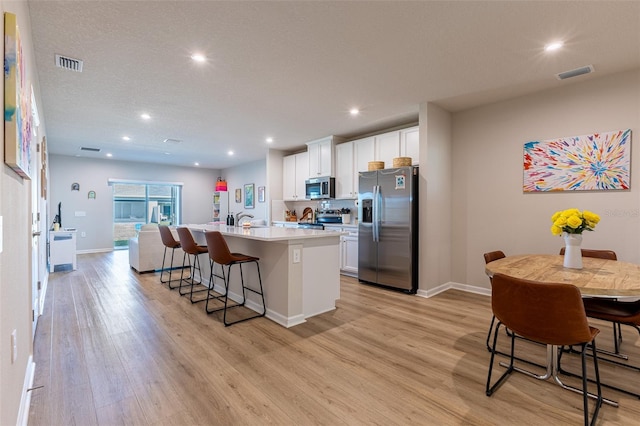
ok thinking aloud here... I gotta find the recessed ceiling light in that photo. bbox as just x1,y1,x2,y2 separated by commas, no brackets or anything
349,108,360,116
140,113,151,120
122,136,130,141
544,41,563,52
191,53,206,63
266,137,274,143
228,151,234,156
194,162,199,166
106,153,113,157
164,152,171,155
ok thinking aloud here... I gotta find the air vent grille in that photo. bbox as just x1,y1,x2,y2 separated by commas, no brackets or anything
80,147,101,152
163,138,182,144
55,54,83,72
556,65,594,80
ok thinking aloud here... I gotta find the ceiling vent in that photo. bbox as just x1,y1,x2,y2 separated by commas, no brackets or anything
55,54,83,72
80,147,101,152
163,138,182,144
556,65,594,80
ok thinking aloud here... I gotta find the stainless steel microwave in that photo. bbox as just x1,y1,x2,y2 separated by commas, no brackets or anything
305,176,335,199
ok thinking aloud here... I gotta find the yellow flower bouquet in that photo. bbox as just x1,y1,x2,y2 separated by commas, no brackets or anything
550,208,600,235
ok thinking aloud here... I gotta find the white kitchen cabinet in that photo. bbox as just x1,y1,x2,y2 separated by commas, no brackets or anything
283,152,309,201
354,136,374,174
341,233,358,276
326,225,358,276
335,142,356,198
306,136,344,178
400,126,419,164
375,130,401,169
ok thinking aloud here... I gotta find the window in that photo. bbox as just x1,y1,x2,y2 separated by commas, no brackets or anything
110,181,182,248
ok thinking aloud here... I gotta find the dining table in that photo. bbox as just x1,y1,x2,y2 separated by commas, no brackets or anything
485,253,640,407
485,254,640,298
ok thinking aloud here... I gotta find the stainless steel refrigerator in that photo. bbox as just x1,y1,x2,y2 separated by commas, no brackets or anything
358,166,418,293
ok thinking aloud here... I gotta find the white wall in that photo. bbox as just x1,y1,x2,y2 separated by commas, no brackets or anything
49,155,219,251
0,1,45,424
222,159,268,223
452,69,640,289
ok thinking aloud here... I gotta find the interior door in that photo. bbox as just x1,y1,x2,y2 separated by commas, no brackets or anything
31,135,43,339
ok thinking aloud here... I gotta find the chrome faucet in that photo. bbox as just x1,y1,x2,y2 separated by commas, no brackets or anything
235,212,254,226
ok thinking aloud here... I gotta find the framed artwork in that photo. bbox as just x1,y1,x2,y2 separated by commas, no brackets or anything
235,188,242,203
244,183,255,209
4,12,33,179
257,186,265,203
523,129,631,192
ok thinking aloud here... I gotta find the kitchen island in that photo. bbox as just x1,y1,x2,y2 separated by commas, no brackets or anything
187,224,341,327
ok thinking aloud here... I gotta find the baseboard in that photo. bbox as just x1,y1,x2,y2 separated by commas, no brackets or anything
76,248,113,254
266,310,306,328
17,356,35,426
416,281,490,298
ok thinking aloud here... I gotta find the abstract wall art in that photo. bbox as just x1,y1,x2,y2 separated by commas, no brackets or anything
4,12,33,179
523,129,631,192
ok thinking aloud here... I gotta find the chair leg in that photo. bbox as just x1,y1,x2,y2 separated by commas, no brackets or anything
188,254,209,303
486,315,496,352
581,341,602,426
486,321,515,396
160,246,169,283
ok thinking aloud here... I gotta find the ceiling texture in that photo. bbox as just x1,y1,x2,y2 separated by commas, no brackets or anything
28,1,640,170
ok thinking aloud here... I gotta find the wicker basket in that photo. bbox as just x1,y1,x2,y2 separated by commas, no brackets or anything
368,161,384,171
393,157,412,167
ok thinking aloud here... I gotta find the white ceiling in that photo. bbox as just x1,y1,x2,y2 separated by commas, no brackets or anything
28,1,640,170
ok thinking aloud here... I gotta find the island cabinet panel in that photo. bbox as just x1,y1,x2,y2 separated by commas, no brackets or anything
189,224,341,328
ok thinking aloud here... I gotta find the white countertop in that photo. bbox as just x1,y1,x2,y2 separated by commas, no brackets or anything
187,223,342,242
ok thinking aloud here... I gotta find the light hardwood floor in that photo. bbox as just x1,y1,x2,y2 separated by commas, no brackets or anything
29,251,640,425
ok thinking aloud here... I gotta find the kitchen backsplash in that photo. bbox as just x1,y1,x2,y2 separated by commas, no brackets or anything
272,199,358,224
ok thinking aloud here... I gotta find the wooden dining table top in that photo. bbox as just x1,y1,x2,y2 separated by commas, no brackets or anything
485,254,640,297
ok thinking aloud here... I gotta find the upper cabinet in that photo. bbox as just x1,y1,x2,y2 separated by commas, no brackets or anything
335,141,355,198
283,151,309,201
400,126,419,164
306,136,344,177
373,126,420,168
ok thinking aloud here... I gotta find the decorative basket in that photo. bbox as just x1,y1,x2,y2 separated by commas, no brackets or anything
368,161,384,171
393,157,412,167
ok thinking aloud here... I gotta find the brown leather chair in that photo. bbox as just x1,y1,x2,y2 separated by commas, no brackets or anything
558,247,617,261
483,251,506,351
176,227,209,302
204,231,265,326
558,248,625,355
486,273,602,426
159,225,185,289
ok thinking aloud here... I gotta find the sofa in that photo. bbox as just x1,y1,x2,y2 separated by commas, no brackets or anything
129,224,185,273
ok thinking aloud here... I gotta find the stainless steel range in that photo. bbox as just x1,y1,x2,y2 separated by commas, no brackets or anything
316,209,342,225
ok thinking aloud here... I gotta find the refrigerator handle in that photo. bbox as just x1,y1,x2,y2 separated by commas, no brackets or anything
373,185,380,242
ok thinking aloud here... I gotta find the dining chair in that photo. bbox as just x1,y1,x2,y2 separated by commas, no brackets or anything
486,273,603,426
203,231,266,326
558,248,625,356
175,227,209,303
483,250,506,352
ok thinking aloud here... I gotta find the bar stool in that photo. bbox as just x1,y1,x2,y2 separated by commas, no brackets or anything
159,225,185,289
175,227,209,303
204,231,265,326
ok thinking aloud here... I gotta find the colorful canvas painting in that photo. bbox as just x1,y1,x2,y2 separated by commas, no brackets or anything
523,129,631,192
4,12,32,179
